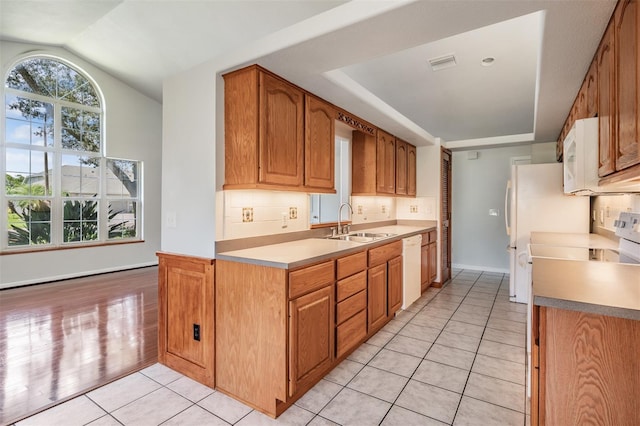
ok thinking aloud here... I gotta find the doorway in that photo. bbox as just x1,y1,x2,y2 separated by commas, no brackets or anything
441,148,452,284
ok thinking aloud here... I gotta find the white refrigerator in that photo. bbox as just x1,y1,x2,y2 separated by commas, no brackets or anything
505,163,589,304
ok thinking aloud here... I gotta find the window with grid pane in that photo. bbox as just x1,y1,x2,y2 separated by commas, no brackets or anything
3,57,141,249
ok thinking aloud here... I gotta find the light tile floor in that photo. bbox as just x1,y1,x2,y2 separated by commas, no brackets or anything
16,269,530,426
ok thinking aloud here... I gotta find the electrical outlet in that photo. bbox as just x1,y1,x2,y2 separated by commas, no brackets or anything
357,205,363,214
289,207,297,219
410,205,418,213
281,213,288,228
242,207,253,223
193,324,200,341
381,205,387,214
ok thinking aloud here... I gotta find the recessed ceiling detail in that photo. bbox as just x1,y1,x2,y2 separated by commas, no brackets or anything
339,10,545,142
428,54,457,71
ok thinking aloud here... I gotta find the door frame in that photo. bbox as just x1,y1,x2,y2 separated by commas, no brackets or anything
440,147,452,284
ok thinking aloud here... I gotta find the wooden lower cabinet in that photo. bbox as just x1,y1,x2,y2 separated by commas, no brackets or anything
531,305,640,425
387,255,402,314
289,285,334,397
421,229,438,292
157,252,215,388
368,240,403,332
367,263,388,331
215,241,407,418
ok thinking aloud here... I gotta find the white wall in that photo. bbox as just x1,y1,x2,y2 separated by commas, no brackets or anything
451,144,537,272
161,62,218,257
0,41,162,288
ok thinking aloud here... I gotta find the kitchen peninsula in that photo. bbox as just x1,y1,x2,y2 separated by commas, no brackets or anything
213,223,436,417
530,257,640,425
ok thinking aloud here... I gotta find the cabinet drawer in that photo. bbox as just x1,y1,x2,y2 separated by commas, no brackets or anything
336,270,367,302
428,230,437,243
420,232,429,246
368,240,402,267
336,250,367,280
336,309,367,358
289,260,335,299
336,290,366,325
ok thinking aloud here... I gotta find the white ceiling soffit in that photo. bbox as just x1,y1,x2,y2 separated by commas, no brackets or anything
0,0,617,149
256,0,615,148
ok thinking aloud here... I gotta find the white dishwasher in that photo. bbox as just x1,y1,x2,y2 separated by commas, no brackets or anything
402,234,422,309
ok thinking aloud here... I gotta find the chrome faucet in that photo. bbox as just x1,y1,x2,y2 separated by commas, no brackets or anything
337,202,353,235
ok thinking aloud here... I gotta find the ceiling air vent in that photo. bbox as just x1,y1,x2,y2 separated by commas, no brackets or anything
428,54,457,71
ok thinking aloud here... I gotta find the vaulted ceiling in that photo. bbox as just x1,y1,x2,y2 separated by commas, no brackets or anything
1,0,617,148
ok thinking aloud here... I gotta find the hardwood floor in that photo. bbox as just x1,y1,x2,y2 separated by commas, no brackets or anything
0,267,158,425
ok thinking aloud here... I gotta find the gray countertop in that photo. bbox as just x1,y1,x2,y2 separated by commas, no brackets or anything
530,232,618,249
215,224,434,269
532,257,640,320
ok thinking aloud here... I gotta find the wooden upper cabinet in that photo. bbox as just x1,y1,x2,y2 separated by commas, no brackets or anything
376,130,396,194
615,0,640,171
586,59,599,118
305,95,335,190
407,144,417,196
351,131,377,195
223,66,304,189
259,72,304,187
224,65,336,192
395,139,408,195
598,23,616,177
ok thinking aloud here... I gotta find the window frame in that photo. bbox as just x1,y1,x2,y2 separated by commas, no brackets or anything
2,55,142,252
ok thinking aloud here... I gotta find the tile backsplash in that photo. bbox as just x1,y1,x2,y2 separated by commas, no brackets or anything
396,196,437,221
220,190,308,240
350,196,397,224
591,194,640,235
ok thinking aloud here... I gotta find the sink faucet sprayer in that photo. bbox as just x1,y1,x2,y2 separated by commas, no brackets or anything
337,202,353,235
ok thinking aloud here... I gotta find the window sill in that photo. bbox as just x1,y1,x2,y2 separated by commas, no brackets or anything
0,239,145,255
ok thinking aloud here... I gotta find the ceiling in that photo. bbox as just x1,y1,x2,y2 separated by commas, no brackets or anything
0,0,617,149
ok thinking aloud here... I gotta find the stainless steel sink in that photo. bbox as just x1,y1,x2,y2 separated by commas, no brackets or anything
328,234,376,242
326,232,396,242
349,232,396,238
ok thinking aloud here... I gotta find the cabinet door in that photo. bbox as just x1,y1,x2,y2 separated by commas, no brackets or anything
158,254,215,387
586,59,598,118
395,139,408,195
428,241,437,284
305,95,335,189
598,24,616,177
387,256,403,315
616,0,640,171
259,72,304,186
289,285,334,396
376,130,396,194
421,243,429,286
367,263,387,331
407,144,417,196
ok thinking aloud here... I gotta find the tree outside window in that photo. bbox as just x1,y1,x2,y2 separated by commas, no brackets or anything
3,57,141,249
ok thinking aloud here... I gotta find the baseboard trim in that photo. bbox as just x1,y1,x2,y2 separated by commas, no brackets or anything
452,264,509,274
0,262,159,290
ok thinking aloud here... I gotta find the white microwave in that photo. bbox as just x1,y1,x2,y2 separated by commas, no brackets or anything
563,118,640,195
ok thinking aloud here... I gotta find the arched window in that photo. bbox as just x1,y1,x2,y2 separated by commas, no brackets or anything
3,56,140,249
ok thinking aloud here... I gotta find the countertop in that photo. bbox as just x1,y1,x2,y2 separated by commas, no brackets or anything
530,232,618,249
532,257,640,320
215,224,434,269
